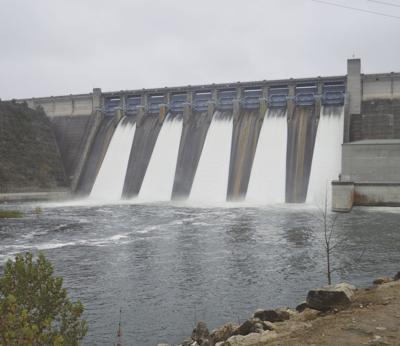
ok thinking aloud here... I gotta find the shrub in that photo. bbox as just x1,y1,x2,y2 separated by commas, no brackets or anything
0,252,87,346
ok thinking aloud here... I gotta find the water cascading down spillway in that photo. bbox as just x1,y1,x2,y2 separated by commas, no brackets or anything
138,115,183,202
89,117,136,201
190,112,233,203
247,108,288,204
306,106,344,205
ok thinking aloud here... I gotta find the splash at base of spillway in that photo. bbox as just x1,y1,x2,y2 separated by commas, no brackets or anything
89,118,136,202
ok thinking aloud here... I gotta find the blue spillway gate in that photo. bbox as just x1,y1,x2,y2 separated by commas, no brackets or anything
193,91,212,112
104,97,120,117
126,96,141,116
148,95,165,114
269,86,288,108
217,89,236,111
170,93,186,113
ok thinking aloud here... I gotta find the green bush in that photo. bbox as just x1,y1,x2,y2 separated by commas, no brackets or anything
0,253,87,346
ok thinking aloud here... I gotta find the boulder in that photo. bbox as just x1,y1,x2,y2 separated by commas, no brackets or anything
295,302,308,313
252,308,291,322
393,272,400,281
224,333,260,346
373,277,392,285
210,322,238,344
306,283,356,311
233,318,273,336
224,331,278,346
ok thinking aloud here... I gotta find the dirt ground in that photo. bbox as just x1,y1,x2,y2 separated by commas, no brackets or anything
267,281,400,346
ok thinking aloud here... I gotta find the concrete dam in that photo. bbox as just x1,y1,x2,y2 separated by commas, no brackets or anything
20,59,400,208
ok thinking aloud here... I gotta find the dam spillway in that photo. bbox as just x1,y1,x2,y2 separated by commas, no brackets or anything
81,104,344,205
20,69,370,206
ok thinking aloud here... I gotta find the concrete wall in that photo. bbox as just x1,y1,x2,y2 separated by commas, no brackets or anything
363,74,400,100
50,114,93,181
341,140,400,183
332,181,400,211
285,105,319,203
350,99,400,141
76,115,121,195
172,107,214,200
122,108,167,198
227,107,264,200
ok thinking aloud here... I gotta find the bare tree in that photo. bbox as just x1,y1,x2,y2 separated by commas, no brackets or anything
319,190,338,285
317,188,365,285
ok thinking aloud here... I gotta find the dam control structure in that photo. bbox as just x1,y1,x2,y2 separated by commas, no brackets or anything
18,59,400,210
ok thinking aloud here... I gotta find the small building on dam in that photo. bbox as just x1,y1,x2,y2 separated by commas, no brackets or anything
11,58,400,210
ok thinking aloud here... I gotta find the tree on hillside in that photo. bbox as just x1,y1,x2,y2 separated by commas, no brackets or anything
0,252,87,346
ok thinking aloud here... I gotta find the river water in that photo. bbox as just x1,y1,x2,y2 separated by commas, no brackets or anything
0,202,399,345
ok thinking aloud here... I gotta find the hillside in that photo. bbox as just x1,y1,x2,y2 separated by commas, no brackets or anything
0,101,67,193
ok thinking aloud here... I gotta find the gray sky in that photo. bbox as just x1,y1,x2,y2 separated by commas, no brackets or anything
1,0,399,99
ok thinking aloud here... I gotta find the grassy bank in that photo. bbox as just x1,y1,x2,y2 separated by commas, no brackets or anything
0,209,23,218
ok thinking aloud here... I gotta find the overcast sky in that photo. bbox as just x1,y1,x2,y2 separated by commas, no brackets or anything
1,0,399,99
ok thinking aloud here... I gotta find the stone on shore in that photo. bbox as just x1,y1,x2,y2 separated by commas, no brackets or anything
223,330,278,346
252,308,291,322
295,301,309,312
210,322,238,344
373,277,392,285
393,271,400,281
233,318,274,336
306,283,356,311
191,321,210,345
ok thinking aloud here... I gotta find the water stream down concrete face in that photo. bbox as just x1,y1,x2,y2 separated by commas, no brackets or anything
17,59,400,207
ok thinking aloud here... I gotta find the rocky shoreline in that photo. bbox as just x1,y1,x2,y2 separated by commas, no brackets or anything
158,272,400,346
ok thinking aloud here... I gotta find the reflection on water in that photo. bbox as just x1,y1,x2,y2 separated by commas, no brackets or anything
0,203,399,346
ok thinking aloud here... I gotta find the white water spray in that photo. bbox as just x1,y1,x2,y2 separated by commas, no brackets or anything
307,107,344,205
247,109,287,204
190,114,233,203
90,118,136,202
138,117,183,202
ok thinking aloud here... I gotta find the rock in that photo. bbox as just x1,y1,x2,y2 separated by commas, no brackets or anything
157,344,170,346
373,277,392,285
192,321,210,343
233,318,273,336
210,322,238,344
180,340,196,346
224,331,278,346
224,333,260,346
393,271,400,281
252,308,291,322
306,283,356,311
296,301,308,312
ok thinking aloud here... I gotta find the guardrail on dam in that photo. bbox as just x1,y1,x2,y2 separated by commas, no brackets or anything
19,59,400,208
